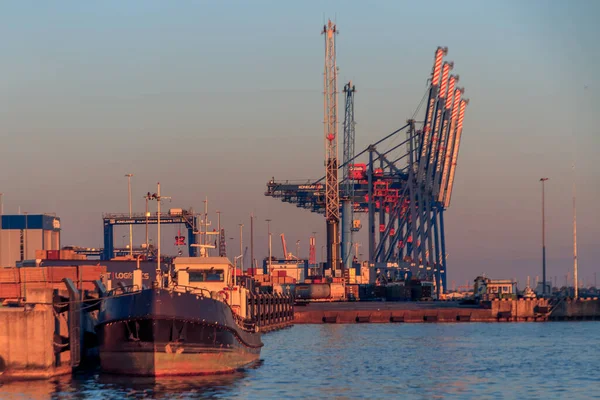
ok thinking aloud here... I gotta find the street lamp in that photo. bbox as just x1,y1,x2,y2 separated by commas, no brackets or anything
266,219,272,274
296,240,300,259
125,173,133,257
146,183,171,288
540,177,549,296
238,224,244,271
216,210,221,256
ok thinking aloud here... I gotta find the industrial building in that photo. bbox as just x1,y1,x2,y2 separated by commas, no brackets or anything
0,214,61,267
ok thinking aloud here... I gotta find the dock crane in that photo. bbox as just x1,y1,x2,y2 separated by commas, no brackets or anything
265,43,470,296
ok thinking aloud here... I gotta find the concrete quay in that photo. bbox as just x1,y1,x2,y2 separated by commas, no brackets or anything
0,289,73,381
294,298,600,324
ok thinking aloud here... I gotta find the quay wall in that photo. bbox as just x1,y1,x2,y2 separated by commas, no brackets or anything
550,298,600,320
294,298,600,324
0,289,71,380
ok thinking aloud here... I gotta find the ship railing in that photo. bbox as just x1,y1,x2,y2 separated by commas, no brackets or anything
247,292,294,331
232,313,258,333
171,285,212,298
108,284,141,296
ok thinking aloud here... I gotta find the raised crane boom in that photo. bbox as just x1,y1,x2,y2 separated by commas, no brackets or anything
322,20,340,272
280,233,289,261
444,98,469,208
417,47,447,184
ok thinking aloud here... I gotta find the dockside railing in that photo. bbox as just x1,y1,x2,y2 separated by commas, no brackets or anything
247,292,294,330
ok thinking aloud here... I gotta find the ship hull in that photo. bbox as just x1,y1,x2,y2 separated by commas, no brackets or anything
96,288,262,376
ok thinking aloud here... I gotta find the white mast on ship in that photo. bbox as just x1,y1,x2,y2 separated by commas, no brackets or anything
191,197,217,257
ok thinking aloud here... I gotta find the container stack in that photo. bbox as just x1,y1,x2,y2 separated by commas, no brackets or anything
36,249,87,261
0,265,106,302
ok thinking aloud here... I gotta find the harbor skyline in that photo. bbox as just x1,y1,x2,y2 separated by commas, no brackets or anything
0,0,598,285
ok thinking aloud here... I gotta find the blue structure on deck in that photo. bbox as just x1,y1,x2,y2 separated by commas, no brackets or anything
102,211,197,261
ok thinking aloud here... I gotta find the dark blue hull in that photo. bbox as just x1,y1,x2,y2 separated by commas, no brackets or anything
96,288,262,376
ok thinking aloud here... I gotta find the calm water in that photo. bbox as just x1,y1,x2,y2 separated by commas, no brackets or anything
1,323,599,399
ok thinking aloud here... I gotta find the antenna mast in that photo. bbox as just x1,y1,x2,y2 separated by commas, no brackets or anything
322,19,340,273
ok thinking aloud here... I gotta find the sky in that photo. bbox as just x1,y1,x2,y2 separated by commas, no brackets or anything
0,1,598,288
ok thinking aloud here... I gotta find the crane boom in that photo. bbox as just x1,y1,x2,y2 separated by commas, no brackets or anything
417,46,447,184
280,233,289,260
444,98,469,208
426,61,453,190
323,20,341,272
433,74,458,197
439,87,463,203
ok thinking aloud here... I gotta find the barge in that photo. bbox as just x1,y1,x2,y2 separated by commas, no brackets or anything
96,257,263,376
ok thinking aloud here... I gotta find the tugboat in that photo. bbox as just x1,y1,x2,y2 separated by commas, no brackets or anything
96,255,263,376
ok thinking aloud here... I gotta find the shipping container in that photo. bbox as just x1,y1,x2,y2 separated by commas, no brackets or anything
35,250,47,260
47,250,60,260
78,265,107,281
330,283,345,300
0,268,20,284
0,283,21,299
277,270,287,277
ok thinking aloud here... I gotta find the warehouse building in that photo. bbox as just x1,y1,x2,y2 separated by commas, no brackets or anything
0,214,61,267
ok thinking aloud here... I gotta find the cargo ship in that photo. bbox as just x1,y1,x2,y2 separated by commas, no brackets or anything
95,256,263,376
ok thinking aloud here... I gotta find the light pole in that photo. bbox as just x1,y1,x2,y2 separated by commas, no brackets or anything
239,224,244,271
147,183,170,288
250,214,254,273
296,240,300,259
125,174,133,257
216,210,221,256
572,165,578,299
266,219,272,275
23,212,28,260
540,177,548,296
144,194,150,255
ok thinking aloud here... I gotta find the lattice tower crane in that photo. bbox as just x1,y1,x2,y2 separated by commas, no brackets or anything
322,20,340,272
341,81,356,269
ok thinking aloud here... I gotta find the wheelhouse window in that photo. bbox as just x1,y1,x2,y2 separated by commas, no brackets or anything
189,269,225,282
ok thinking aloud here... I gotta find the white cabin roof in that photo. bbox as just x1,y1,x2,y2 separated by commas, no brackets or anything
173,256,232,266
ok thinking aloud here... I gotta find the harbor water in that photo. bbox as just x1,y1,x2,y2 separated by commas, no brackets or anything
1,322,599,399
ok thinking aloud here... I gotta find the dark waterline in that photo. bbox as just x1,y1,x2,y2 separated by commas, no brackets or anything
1,322,600,399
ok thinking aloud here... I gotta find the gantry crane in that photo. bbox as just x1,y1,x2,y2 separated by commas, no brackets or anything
265,39,470,295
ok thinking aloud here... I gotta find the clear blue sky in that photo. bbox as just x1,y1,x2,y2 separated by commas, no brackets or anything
0,1,598,287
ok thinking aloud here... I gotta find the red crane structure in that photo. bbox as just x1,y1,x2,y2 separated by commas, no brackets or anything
322,20,341,273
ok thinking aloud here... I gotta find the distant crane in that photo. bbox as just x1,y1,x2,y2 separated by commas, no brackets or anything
341,81,356,270
322,20,340,273
280,233,289,260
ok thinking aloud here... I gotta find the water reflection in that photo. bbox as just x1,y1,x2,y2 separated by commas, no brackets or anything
0,361,263,400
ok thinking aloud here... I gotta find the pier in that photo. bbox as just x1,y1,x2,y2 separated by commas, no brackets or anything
294,298,600,324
